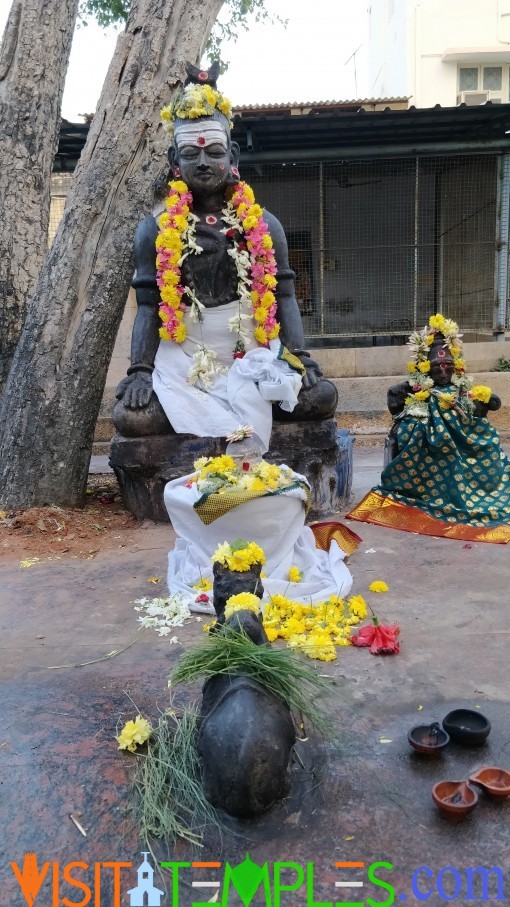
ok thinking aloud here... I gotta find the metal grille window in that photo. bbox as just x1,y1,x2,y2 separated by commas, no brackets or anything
242,154,504,345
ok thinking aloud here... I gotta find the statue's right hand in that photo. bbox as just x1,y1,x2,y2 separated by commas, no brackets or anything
115,372,153,409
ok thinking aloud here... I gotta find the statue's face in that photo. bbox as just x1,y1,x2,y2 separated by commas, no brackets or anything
429,351,454,386
173,120,233,198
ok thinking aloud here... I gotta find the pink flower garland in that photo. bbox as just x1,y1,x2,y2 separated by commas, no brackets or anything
155,180,193,344
155,179,281,354
228,181,280,349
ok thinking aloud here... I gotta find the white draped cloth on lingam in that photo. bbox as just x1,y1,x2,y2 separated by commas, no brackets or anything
164,470,353,615
153,303,352,613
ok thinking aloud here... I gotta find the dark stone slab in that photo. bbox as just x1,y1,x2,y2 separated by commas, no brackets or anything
109,419,352,522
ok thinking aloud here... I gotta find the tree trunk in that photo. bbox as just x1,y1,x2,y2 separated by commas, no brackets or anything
0,0,79,389
0,0,224,509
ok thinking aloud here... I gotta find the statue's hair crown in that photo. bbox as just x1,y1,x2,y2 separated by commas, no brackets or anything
161,61,232,140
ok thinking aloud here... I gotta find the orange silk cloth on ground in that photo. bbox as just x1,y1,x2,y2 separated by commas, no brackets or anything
348,489,510,544
311,521,362,555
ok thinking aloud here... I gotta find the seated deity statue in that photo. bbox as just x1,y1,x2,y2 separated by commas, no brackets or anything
348,314,510,543
112,62,337,451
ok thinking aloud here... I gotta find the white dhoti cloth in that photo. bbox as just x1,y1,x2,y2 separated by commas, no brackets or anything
153,300,301,451
164,470,353,614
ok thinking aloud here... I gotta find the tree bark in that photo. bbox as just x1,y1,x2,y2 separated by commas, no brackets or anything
0,0,224,509
0,0,79,389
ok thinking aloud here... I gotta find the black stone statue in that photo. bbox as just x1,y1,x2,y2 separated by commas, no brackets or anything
112,62,337,438
385,334,501,463
198,609,296,818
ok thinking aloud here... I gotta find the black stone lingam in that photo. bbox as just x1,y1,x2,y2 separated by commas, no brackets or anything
212,560,264,622
197,563,296,818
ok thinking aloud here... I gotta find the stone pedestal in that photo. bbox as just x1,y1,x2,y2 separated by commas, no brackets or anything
109,419,352,523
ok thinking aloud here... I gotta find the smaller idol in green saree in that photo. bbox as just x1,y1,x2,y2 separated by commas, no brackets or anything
348,314,510,543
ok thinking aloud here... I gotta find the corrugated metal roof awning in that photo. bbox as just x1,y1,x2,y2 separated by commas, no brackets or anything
55,103,510,171
232,103,510,161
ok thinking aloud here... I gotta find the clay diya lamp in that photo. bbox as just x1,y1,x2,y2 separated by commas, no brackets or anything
408,721,450,755
442,709,491,746
432,780,479,816
469,767,510,799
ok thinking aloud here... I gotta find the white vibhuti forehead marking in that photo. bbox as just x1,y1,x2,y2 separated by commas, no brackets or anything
174,121,228,150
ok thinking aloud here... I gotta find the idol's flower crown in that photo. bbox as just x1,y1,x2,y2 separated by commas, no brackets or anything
160,62,233,140
402,313,492,418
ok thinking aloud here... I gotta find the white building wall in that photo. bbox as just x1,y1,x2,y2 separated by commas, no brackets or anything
369,0,510,107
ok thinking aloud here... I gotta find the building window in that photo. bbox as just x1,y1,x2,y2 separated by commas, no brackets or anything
458,65,507,103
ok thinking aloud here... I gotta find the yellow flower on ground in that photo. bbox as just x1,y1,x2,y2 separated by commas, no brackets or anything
300,631,337,662
418,360,431,374
225,592,261,619
289,566,302,583
369,580,389,593
117,716,151,752
471,385,492,404
348,595,368,619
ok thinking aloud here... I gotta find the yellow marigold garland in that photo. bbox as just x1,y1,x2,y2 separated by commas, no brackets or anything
225,592,261,619
155,179,281,357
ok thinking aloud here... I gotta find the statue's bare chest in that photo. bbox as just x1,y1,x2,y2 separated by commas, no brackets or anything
180,221,238,308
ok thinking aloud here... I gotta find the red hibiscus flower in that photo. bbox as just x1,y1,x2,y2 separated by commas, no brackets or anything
351,616,400,655
195,593,210,604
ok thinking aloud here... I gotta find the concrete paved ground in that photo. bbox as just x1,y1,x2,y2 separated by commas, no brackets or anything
1,449,510,906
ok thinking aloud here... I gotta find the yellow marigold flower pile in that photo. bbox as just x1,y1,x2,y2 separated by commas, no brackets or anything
225,592,261,619
116,715,152,752
262,593,368,661
212,540,266,572
369,580,389,593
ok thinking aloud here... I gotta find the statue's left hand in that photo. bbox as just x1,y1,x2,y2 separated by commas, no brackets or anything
473,393,502,418
116,372,153,409
293,349,323,389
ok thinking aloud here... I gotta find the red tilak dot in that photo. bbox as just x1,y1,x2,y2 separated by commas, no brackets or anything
198,71,208,81
197,136,206,146
206,215,218,225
